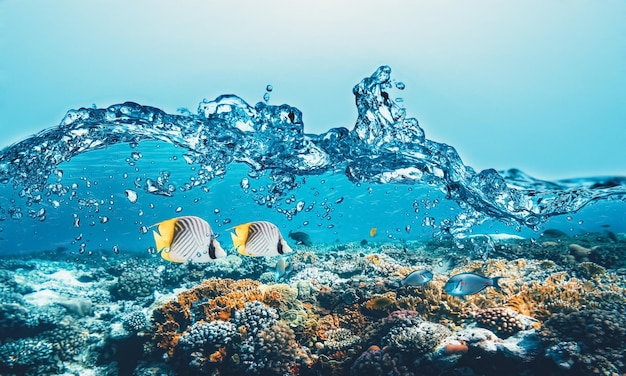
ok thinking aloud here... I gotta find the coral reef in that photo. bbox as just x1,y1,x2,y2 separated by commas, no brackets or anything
539,305,626,374
473,307,531,337
110,267,161,300
0,234,625,375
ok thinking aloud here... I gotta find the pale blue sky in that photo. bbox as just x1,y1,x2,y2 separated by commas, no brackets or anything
1,0,625,179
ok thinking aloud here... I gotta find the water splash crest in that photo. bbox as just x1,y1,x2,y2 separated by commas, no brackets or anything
1,66,625,239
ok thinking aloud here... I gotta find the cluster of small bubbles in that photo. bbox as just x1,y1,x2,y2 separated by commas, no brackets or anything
139,226,148,234
422,216,435,227
28,208,46,221
421,199,439,209
9,206,23,220
263,84,273,103
147,246,156,255
222,218,231,225
131,152,142,161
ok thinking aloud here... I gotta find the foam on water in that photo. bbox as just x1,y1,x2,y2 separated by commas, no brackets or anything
1,66,625,255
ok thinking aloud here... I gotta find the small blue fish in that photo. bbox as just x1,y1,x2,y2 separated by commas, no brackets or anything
401,269,434,286
274,256,293,282
444,272,504,297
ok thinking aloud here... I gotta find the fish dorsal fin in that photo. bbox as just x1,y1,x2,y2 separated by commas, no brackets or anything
231,222,252,256
153,218,178,252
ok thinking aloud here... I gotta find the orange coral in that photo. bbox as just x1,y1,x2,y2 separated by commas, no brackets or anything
364,292,396,314
444,341,468,355
152,278,280,356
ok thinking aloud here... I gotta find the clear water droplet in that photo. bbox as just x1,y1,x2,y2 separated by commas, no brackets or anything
125,189,138,203
266,84,273,92
263,92,270,102
395,81,405,90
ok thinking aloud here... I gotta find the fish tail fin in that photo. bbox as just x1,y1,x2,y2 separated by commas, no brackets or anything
492,276,505,289
153,218,178,252
231,223,251,256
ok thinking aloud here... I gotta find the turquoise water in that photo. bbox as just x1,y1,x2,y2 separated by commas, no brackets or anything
1,66,625,376
1,66,624,257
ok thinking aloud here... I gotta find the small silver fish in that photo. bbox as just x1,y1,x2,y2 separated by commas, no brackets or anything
401,269,433,286
444,272,504,297
274,256,293,282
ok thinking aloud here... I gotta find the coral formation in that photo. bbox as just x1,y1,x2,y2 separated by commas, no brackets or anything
123,310,149,333
474,307,529,337
110,267,161,300
539,305,626,374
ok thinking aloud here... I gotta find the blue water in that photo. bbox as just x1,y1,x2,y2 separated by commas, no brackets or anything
1,66,625,257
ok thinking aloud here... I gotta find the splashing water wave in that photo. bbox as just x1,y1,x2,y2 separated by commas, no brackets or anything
1,66,625,246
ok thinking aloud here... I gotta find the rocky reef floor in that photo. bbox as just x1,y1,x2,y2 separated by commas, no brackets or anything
1,231,625,376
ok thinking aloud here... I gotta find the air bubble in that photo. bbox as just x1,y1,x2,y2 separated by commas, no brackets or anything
263,92,270,102
175,207,183,213
395,81,406,90
125,189,138,203
112,245,120,254
296,201,305,212
99,216,109,224
266,84,273,92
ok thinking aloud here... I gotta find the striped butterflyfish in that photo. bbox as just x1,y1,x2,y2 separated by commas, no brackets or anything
231,221,293,257
151,216,226,263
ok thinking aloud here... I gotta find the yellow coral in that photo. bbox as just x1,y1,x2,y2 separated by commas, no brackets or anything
364,292,396,313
